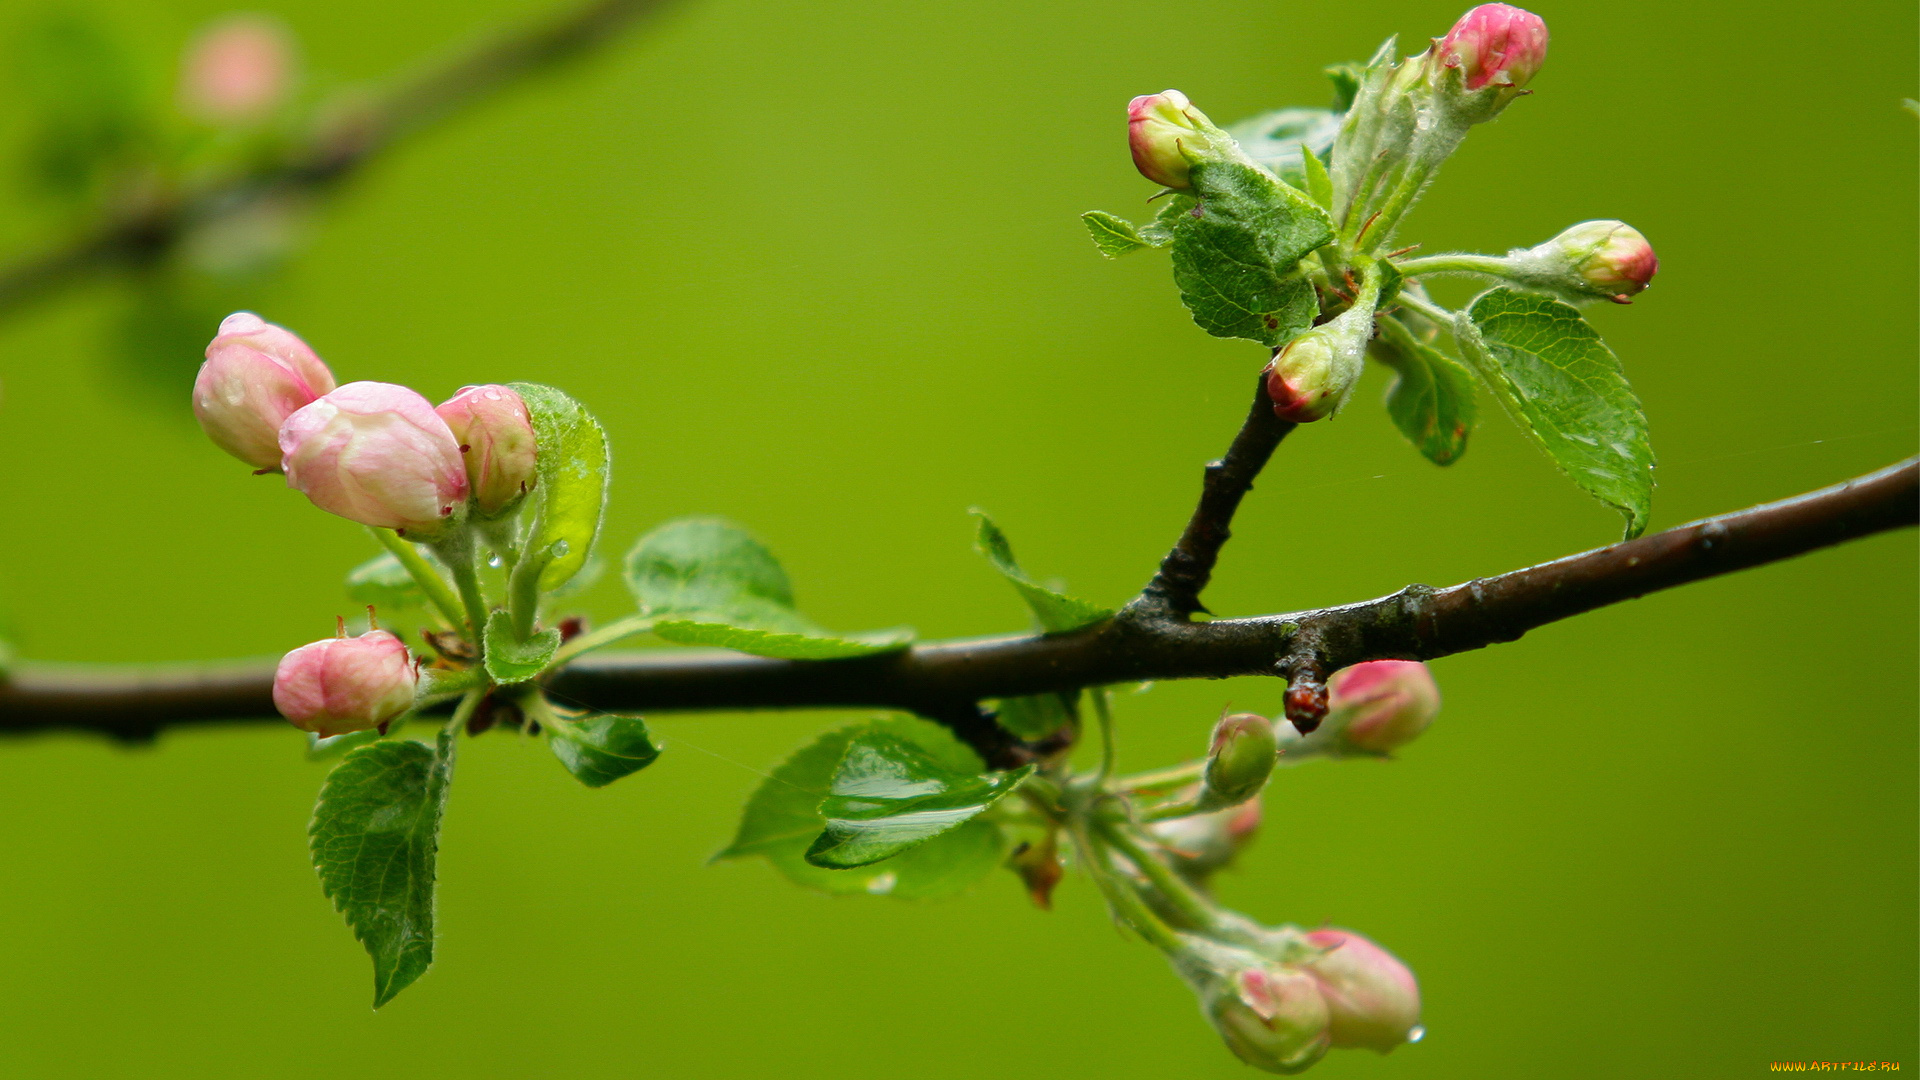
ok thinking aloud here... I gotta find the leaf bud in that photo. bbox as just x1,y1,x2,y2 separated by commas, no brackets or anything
273,628,418,737
1302,928,1423,1053
1513,220,1658,304
436,384,538,516
193,312,336,472
180,15,293,124
1437,4,1549,91
1128,90,1229,190
1327,660,1441,755
279,382,470,537
1201,712,1278,808
1151,796,1261,881
1205,963,1333,1074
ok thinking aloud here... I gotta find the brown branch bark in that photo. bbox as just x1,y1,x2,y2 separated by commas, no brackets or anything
4,456,1911,759
0,0,673,317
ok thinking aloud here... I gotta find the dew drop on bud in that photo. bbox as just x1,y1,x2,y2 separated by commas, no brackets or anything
552,539,570,558
1408,1026,1426,1043
487,554,503,568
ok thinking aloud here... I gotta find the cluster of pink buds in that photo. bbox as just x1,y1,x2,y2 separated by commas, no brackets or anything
193,313,543,735
1187,926,1423,1073
193,313,538,538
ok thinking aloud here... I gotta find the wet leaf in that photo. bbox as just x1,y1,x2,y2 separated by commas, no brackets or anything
805,732,1033,869
971,511,1110,633
548,712,660,787
509,383,609,593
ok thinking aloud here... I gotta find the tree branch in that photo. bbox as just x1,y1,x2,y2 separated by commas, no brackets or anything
4,457,1911,761
1132,372,1294,619
0,0,673,318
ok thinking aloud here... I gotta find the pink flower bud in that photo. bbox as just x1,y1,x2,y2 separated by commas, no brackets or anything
1327,660,1441,754
180,15,293,124
279,382,469,536
1202,712,1278,807
436,384,538,516
1207,965,1332,1073
1128,90,1219,190
1565,220,1658,302
1438,4,1549,91
1266,331,1344,423
192,312,336,471
272,629,418,737
1303,928,1423,1053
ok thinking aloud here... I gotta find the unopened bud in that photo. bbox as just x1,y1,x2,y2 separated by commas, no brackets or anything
1519,220,1658,304
1266,289,1375,423
279,382,470,537
1206,964,1332,1074
1202,712,1277,808
181,15,293,124
193,312,336,471
1302,928,1422,1053
1151,797,1262,880
436,384,537,516
1327,660,1440,755
1438,4,1548,91
1128,90,1229,190
273,628,418,737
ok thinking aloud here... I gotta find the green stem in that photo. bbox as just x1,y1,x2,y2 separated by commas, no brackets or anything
444,686,485,736
1139,796,1212,822
1067,820,1187,955
430,530,493,654
548,613,657,669
1393,291,1455,328
1394,252,1511,279
1114,760,1204,797
1096,818,1222,934
369,528,466,631
1091,687,1116,788
506,551,547,640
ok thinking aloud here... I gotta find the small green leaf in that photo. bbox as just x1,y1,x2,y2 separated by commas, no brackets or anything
1138,195,1196,246
310,730,455,1008
627,518,913,658
993,692,1076,740
1169,160,1334,346
651,621,912,659
624,518,811,632
346,552,425,610
717,718,1007,898
1372,318,1478,466
805,732,1034,869
971,511,1111,633
1324,63,1364,111
1223,108,1341,188
1456,288,1656,537
508,383,609,593
1082,211,1149,257
482,610,560,684
548,712,661,787
1297,142,1334,210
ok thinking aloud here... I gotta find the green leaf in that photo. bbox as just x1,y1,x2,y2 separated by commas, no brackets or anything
624,518,811,632
1297,141,1334,210
1170,160,1334,346
346,552,426,610
310,730,456,1008
1455,288,1656,537
716,718,1007,899
626,518,913,658
508,383,609,593
992,692,1076,740
805,732,1034,869
1138,195,1196,245
650,621,912,659
971,511,1111,633
482,610,560,684
1224,108,1341,188
548,712,661,787
1082,211,1150,257
1372,318,1478,466
1325,63,1364,111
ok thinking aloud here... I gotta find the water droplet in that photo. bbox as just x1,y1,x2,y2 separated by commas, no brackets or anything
1407,1026,1426,1044
551,539,570,557
864,872,897,896
487,554,503,568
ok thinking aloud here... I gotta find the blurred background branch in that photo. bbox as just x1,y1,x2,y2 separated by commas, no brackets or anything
0,0,673,321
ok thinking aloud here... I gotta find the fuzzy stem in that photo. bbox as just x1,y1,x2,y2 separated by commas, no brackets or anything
369,528,466,631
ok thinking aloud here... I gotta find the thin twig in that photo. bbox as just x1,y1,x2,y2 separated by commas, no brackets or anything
3,457,1910,761
0,0,674,318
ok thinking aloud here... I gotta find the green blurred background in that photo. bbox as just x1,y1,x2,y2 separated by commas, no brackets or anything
0,0,1913,1075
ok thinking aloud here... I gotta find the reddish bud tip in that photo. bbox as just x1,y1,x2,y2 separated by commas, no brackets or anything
1439,4,1549,91
1327,660,1441,754
1128,90,1216,190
